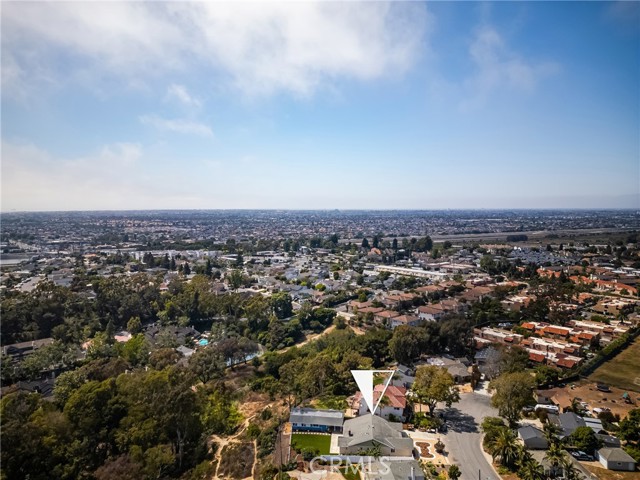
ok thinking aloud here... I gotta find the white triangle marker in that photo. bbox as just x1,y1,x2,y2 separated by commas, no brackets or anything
351,370,395,416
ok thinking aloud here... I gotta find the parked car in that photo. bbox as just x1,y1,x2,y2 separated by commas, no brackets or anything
596,383,611,392
570,451,594,461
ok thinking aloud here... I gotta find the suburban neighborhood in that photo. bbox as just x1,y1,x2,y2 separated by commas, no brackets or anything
1,210,639,479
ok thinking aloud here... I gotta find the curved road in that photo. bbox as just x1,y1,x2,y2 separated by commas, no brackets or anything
441,391,500,480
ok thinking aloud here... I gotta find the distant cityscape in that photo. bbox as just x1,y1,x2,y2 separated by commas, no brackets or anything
1,209,639,479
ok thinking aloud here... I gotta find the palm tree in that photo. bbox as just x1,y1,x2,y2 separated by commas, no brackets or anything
560,455,585,480
518,457,546,480
543,421,562,446
487,428,520,469
360,441,382,459
544,442,566,478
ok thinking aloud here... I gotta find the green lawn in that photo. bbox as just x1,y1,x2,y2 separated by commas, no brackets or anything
339,466,361,480
589,336,640,393
291,433,332,455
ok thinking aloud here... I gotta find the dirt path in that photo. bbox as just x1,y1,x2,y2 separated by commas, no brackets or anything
274,324,336,355
211,323,344,477
248,439,258,480
211,400,275,479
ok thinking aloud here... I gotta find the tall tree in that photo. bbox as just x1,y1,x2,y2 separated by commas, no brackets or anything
389,326,429,365
187,347,225,384
411,365,460,416
489,371,535,426
270,292,293,319
486,427,520,469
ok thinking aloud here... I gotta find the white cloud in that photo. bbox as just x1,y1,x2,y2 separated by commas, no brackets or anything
166,84,202,108
2,2,428,98
1,141,145,211
461,26,559,110
139,115,213,137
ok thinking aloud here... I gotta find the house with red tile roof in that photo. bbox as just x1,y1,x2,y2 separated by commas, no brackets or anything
416,305,446,322
390,315,422,329
529,352,546,364
354,384,408,421
374,310,400,325
542,325,571,340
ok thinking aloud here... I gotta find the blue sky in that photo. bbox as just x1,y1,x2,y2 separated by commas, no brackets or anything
2,1,639,211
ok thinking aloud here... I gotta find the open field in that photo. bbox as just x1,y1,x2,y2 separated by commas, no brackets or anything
291,433,332,455
589,336,640,394
340,228,636,246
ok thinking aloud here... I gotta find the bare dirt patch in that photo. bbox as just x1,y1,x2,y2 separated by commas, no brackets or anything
583,463,639,479
218,442,255,479
567,382,639,419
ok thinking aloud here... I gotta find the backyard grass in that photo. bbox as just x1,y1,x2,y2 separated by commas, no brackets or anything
589,336,640,393
291,433,332,455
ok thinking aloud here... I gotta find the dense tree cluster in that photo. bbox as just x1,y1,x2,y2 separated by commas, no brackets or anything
1,362,240,480
389,316,474,365
252,327,392,405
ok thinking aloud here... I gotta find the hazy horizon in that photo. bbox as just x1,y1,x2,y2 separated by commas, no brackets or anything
2,205,639,215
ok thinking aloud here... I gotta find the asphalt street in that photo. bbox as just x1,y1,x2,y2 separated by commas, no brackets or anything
440,391,501,480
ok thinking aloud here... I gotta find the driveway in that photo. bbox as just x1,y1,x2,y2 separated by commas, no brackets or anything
440,391,501,480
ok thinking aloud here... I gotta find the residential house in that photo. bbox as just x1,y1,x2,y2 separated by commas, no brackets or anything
2,338,54,358
390,364,416,389
416,305,445,322
390,315,422,329
518,425,548,450
338,414,414,457
363,460,426,480
374,310,400,326
422,357,471,384
548,412,606,439
461,286,494,303
289,407,344,433
597,448,636,471
347,300,373,313
355,385,408,422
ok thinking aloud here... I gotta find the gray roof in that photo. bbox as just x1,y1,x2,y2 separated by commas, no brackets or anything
339,414,410,450
388,461,426,480
290,408,344,427
366,460,425,480
584,417,605,434
551,412,585,437
518,425,546,441
597,434,621,448
599,448,636,463
475,346,500,361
